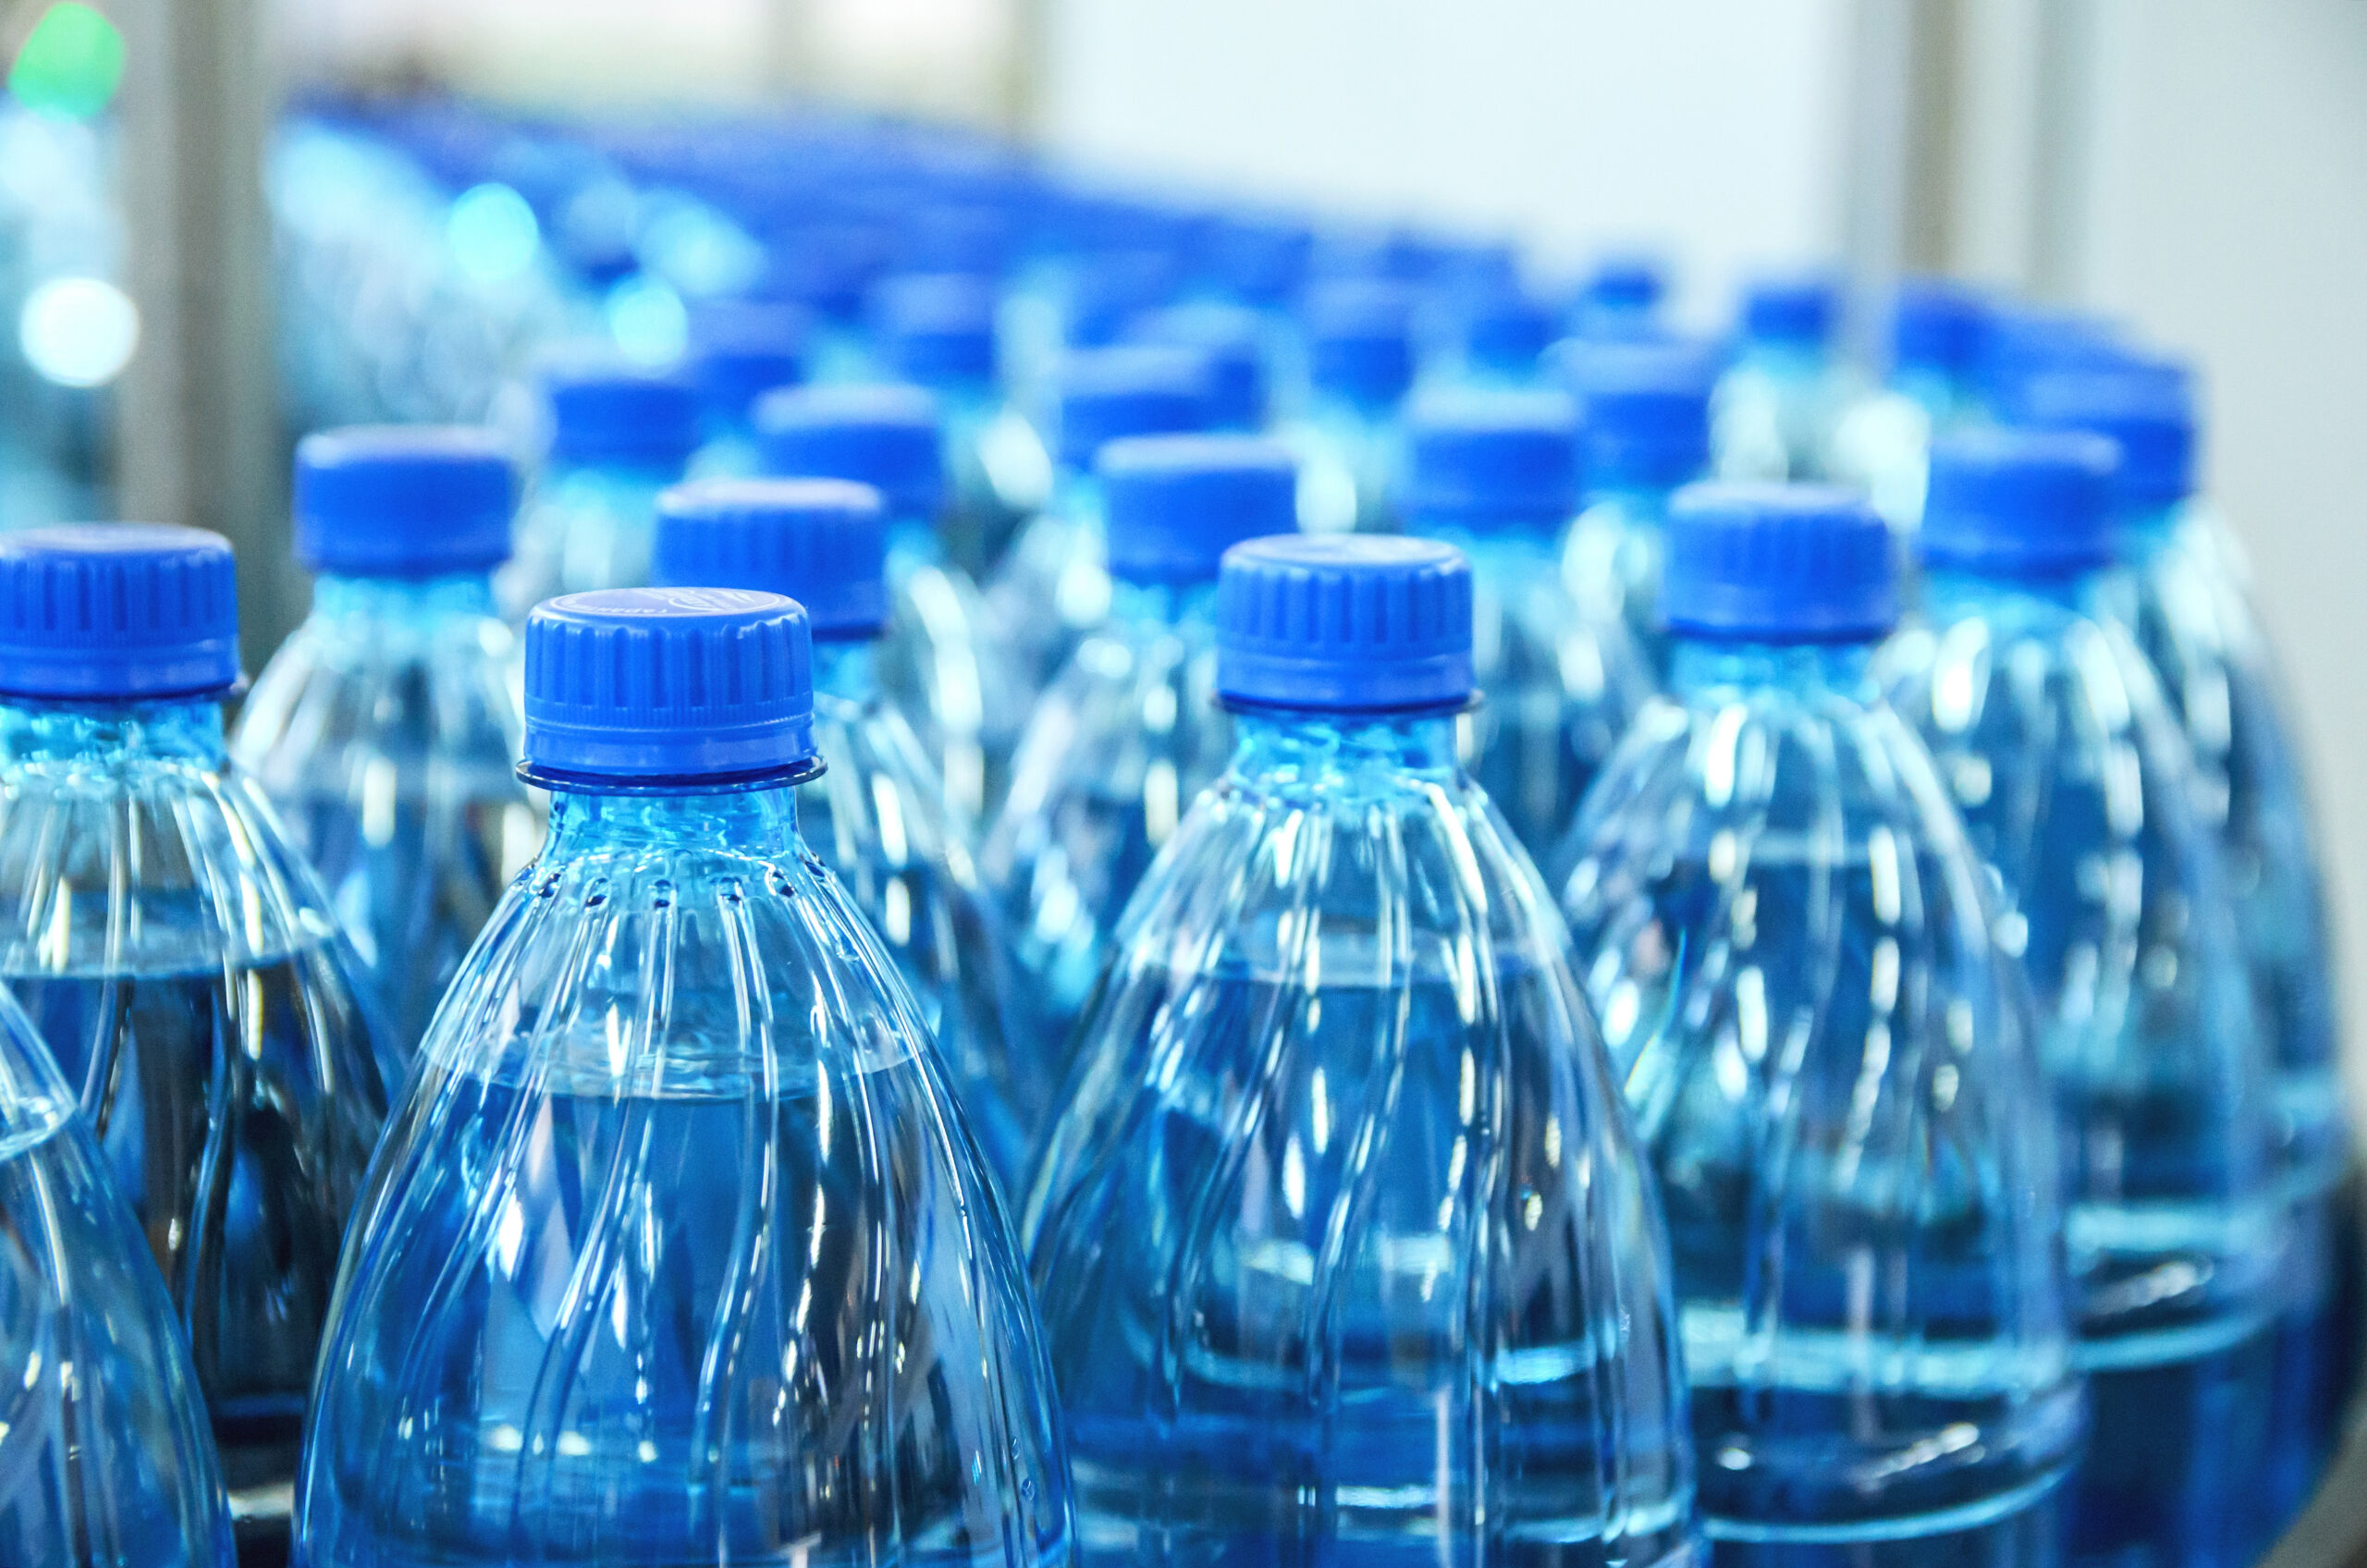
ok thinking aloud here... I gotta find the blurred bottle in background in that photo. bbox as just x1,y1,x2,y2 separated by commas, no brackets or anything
1712,273,1856,481
983,435,1294,1114
234,427,540,1068
873,270,1050,578
1399,389,1652,857
1026,533,1700,1568
987,344,1214,692
684,300,808,477
1825,277,1993,529
1287,278,1418,534
1558,338,1720,677
295,586,1073,1568
757,380,1028,826
2017,368,2358,1533
502,361,702,616
1565,252,1671,342
0,984,236,1568
1126,302,1272,432
0,525,391,1563
1559,483,2082,1563
1883,432,2287,1568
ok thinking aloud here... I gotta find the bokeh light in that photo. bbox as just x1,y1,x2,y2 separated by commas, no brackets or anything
19,275,139,386
447,183,540,284
605,274,687,365
6,2,124,121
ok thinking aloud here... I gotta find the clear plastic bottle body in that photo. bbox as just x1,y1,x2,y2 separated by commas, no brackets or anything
1282,390,1405,535
500,458,681,620
805,641,1040,1194
2094,510,2354,1529
1880,579,2285,1568
980,586,1233,1100
0,697,392,1543
876,516,1035,827
1440,530,1655,861
1564,485,1676,679
1711,346,1858,484
1025,708,1701,1568
934,380,1053,582
232,574,545,1065
1821,368,1968,533
294,779,1075,1568
0,993,235,1568
986,473,1117,697
1557,643,2082,1562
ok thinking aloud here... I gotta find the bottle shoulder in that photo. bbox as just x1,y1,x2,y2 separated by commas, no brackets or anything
233,611,525,784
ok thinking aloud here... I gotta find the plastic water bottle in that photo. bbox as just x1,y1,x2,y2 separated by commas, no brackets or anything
502,361,702,618
1400,389,1652,857
1567,252,1669,341
649,477,1040,1192
987,345,1214,692
1289,278,1417,533
0,525,392,1562
1435,277,1558,390
757,381,1028,825
981,435,1294,1106
1125,303,1273,431
293,585,1075,1568
1558,340,1719,676
2017,370,2354,1536
1711,274,1855,481
685,300,808,477
0,983,236,1567
874,271,1050,578
233,428,542,1067
1024,532,1700,1568
1881,431,2287,1567
1823,277,1991,529
1554,484,2082,1562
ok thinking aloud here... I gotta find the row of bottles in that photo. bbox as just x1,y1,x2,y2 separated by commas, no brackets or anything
0,96,2347,1568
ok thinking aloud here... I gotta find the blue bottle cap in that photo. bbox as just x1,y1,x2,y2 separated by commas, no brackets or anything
1099,435,1300,587
1662,483,1897,643
2010,365,2198,510
901,204,1012,276
874,272,1000,386
544,362,703,468
1451,282,1557,370
1921,429,2120,577
1203,213,1312,305
1558,342,1715,493
1217,534,1474,713
690,301,810,430
1974,302,2124,407
754,382,946,520
1889,278,1989,380
1127,305,1269,430
1404,390,1580,533
294,425,518,576
1581,254,1667,313
0,523,240,700
522,586,816,783
1062,248,1178,346
1741,274,1838,347
1050,345,1214,471
652,477,888,639
1305,279,1417,407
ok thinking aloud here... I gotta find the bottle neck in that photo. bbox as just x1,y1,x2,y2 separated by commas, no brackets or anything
542,778,803,858
310,570,500,624
810,637,882,704
1668,638,1878,700
1108,578,1215,630
1919,565,2094,618
2112,501,2188,563
1231,705,1463,778
885,512,942,569
0,695,229,768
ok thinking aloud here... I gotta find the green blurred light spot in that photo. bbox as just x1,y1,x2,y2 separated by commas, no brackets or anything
448,183,539,285
8,3,125,121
